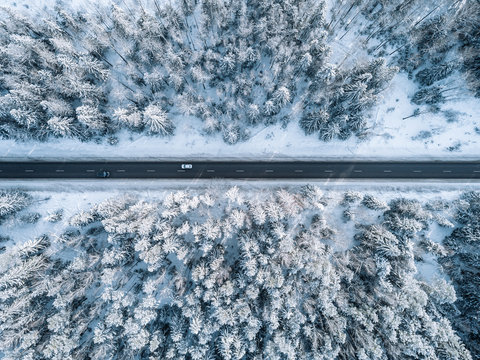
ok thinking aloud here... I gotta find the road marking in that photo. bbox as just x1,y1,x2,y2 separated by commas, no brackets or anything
324,170,333,173
207,169,215,173
55,169,64,172
294,169,303,173
0,170,3,172
116,169,126,173
177,169,185,172
235,169,245,173
25,169,34,173
412,170,422,173
86,169,95,172
474,170,480,173
383,170,392,173
442,170,452,173
146,169,156,173
353,170,363,173
265,169,274,173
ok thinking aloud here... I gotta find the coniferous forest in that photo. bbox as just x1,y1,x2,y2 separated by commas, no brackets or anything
1,0,480,359
0,186,479,359
0,0,478,146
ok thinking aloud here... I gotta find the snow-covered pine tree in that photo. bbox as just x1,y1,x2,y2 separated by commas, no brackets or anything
143,104,175,135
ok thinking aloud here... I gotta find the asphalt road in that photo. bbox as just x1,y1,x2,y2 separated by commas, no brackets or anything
0,161,479,179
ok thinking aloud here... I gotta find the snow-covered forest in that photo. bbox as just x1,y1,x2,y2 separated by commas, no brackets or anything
1,0,479,358
0,0,479,153
0,184,479,359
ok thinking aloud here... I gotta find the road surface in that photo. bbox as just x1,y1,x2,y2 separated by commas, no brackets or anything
0,161,479,179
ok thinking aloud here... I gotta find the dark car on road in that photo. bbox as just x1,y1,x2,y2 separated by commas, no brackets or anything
97,170,110,178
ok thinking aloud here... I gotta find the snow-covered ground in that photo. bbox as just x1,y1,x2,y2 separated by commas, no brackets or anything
2,178,479,191
3,0,113,13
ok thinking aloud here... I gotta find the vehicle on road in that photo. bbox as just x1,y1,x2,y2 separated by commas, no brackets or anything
181,164,193,169
97,170,110,178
